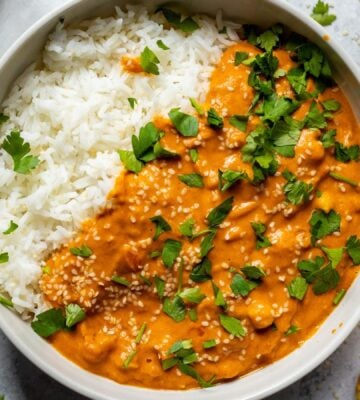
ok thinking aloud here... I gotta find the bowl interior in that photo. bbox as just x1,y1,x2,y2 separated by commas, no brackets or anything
0,1,359,400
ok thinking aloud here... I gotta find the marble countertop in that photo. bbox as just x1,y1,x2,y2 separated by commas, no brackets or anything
0,1,359,399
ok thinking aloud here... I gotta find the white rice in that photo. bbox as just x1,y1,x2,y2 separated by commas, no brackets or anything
0,6,239,317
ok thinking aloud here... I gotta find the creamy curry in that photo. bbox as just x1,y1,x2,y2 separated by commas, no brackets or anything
37,26,360,390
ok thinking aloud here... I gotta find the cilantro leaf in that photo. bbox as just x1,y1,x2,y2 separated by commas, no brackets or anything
312,264,340,295
305,101,327,129
219,314,247,337
189,149,199,162
2,131,40,174
271,117,304,157
321,129,336,148
132,122,160,161
334,142,360,163
333,288,346,305
234,51,249,66
153,142,179,159
70,245,93,258
111,276,131,286
256,30,279,52
178,362,216,388
31,308,66,338
189,98,204,115
202,339,217,349
251,222,271,249
168,108,199,137
179,217,196,239
140,47,160,75
297,256,325,283
118,150,143,173
156,39,169,50
158,7,199,33
309,209,341,244
3,220,18,235
321,99,341,112
0,253,9,264
150,215,171,240
65,304,86,328
287,276,308,300
346,235,360,265
285,325,300,336
179,287,206,304
200,229,217,257
207,108,223,129
218,169,248,192
0,295,13,308
282,170,313,205
162,239,182,268
163,296,186,322
287,67,307,95
262,95,299,123
230,273,258,297
154,275,165,300
190,257,212,282
241,265,266,280
206,197,234,228
311,1,336,26
329,172,358,187
127,97,137,109
178,173,204,188
321,246,343,268
211,281,227,309
229,115,248,132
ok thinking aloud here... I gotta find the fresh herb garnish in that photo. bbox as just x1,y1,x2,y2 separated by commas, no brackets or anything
163,295,186,322
111,276,131,287
321,99,341,112
31,308,66,338
321,129,336,148
0,113,9,124
282,170,313,205
285,325,299,336
132,122,161,161
162,239,182,268
207,108,223,129
150,215,171,240
346,235,360,265
168,108,198,137
202,339,217,349
118,150,143,173
70,245,93,258
218,170,248,191
312,264,340,295
135,322,147,344
0,296,13,308
287,277,308,300
321,246,343,268
309,209,341,244
212,281,227,308
189,148,199,163
311,1,336,26
207,196,234,228
123,350,137,369
2,131,40,174
305,101,327,129
190,257,212,282
334,142,360,163
179,287,206,304
297,256,325,283
229,115,248,132
200,229,217,257
179,217,196,239
178,173,204,188
333,288,346,305
219,314,247,337
230,273,258,297
140,47,160,75
241,265,266,280
3,221,18,235
234,51,249,66
271,117,304,157
0,253,9,264
158,7,200,33
251,222,272,249
329,172,358,187
154,275,165,299
156,39,169,50
65,304,86,328
189,98,204,115
287,67,307,96
127,97,137,109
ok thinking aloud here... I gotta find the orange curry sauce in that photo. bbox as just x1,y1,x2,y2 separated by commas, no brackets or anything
40,41,360,389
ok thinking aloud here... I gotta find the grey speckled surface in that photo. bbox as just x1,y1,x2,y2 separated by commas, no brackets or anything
0,1,359,399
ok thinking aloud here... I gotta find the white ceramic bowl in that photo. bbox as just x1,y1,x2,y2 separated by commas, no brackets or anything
0,1,359,399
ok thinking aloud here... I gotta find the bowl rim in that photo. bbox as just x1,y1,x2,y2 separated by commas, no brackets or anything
0,0,359,399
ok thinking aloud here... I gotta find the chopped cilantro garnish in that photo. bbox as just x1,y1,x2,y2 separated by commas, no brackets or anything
311,1,336,26
163,295,186,322
135,322,147,344
256,28,281,52
189,148,199,162
139,274,152,286
111,276,131,287
189,98,204,115
123,350,137,369
188,308,198,321
241,265,266,280
321,246,343,268
298,256,325,283
132,122,160,161
305,101,327,129
178,362,216,388
218,169,248,192
0,253,9,264
179,287,206,304
156,39,169,50
229,115,248,132
203,339,217,349
65,304,86,328
321,99,341,112
200,229,217,257
219,314,246,337
285,325,299,336
150,215,171,240
346,235,360,265
287,276,308,300
168,108,199,137
2,131,40,174
31,308,66,338
334,142,360,163
271,117,304,157
162,239,182,268
118,150,143,173
207,108,224,129
70,245,92,258
3,220,18,235
287,67,307,96
158,7,200,33
212,281,227,309
179,217,196,239
140,46,160,75
282,170,313,205
329,172,358,187
262,94,299,123
190,257,212,282
149,250,161,259
206,196,234,228
178,173,204,188
0,113,9,124
312,264,340,295
321,129,336,148
230,273,258,297
0,296,13,308
251,222,272,249
154,275,165,300
153,142,179,159
333,288,346,305
309,209,341,244
234,51,249,66
127,97,137,109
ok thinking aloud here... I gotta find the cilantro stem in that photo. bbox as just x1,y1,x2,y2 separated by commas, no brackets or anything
333,288,346,305
135,323,147,344
177,259,184,294
123,350,137,369
329,172,358,187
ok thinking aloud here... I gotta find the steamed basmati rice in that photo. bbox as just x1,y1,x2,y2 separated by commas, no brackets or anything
0,6,239,317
